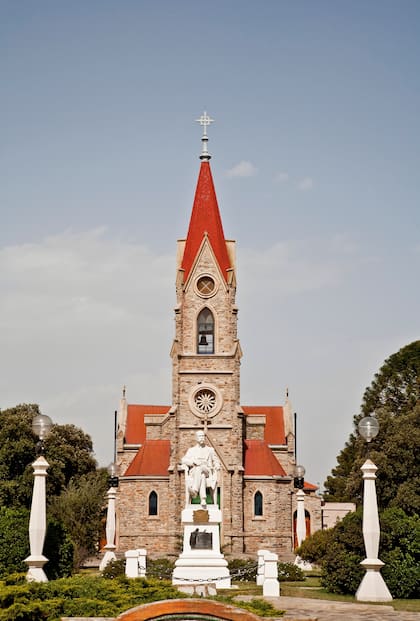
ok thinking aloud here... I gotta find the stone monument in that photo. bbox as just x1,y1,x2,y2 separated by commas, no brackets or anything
172,431,231,589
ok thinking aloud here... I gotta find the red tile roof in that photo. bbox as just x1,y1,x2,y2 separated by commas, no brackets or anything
124,440,171,476
125,405,170,445
123,404,315,484
244,440,287,476
304,481,318,491
242,406,286,445
181,161,231,283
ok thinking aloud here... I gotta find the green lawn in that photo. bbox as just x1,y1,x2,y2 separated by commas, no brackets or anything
224,576,420,613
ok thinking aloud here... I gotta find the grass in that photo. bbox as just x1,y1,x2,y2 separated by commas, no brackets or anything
225,575,420,613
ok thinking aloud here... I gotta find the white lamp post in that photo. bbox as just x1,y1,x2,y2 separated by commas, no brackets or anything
25,413,53,582
356,416,392,602
294,465,306,547
99,462,119,571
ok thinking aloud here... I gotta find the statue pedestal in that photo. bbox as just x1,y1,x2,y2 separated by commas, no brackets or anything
172,505,231,589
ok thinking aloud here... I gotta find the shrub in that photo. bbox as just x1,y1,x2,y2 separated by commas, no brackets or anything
147,557,175,580
0,575,185,621
101,558,126,579
0,507,30,578
227,558,257,582
44,520,74,579
277,562,304,582
298,506,420,598
320,543,363,594
297,527,333,563
382,548,420,599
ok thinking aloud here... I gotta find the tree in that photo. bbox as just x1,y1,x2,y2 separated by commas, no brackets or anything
49,470,108,569
0,404,98,508
297,507,420,598
0,403,105,575
324,341,420,514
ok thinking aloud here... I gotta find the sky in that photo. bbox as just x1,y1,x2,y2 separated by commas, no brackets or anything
1,1,419,490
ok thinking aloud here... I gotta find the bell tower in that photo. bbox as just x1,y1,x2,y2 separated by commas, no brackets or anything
171,113,244,552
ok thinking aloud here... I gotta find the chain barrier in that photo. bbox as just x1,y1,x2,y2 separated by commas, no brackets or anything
137,561,259,583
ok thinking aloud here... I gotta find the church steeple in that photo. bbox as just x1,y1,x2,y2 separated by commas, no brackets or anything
180,113,231,283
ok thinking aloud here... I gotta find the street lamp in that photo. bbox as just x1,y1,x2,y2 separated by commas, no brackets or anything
294,465,306,548
25,413,53,582
99,462,119,571
356,416,392,602
294,464,305,490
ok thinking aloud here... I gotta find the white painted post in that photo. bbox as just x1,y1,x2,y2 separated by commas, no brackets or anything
356,460,392,602
137,548,147,577
99,487,117,571
256,549,268,586
262,552,280,597
296,489,306,547
125,550,139,578
24,456,49,582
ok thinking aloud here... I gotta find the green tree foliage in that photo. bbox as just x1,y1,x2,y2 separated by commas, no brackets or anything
0,405,39,509
49,470,108,569
324,341,420,514
0,403,104,576
297,507,420,598
0,508,75,580
0,508,30,577
0,404,98,509
43,520,74,580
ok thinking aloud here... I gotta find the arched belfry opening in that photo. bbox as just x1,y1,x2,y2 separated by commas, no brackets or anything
197,307,214,354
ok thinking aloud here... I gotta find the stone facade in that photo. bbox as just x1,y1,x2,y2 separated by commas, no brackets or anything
114,153,322,560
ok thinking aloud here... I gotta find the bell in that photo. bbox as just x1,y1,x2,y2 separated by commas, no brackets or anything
199,334,208,346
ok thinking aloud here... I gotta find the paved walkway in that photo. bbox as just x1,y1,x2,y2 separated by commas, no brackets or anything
263,595,420,621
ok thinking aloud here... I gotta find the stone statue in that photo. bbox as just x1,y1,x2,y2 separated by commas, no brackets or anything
182,430,220,506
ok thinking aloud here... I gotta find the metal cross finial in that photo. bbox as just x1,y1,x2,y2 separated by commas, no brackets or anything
196,111,214,160
196,111,214,136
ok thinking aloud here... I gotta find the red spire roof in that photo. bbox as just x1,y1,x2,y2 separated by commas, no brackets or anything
181,161,231,283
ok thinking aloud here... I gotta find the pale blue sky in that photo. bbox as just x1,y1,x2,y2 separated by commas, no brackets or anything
1,1,419,488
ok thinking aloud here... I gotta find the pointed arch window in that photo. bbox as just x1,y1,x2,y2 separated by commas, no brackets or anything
254,491,263,517
148,491,158,516
197,308,214,354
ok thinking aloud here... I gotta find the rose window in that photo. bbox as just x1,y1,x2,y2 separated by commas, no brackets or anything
194,389,216,414
189,383,223,419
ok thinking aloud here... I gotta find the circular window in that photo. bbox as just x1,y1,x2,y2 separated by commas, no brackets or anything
194,388,216,414
196,275,217,297
189,383,223,419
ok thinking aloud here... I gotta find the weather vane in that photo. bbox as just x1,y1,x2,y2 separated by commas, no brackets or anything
196,111,214,160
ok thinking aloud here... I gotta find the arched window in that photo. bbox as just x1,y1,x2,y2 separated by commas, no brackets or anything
197,308,214,354
254,491,263,517
148,491,158,516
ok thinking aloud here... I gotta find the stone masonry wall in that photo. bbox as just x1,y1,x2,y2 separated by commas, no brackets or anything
243,479,294,557
117,477,181,557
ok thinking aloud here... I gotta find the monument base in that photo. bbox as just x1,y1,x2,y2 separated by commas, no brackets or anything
356,559,392,602
172,504,231,589
24,554,48,583
99,547,117,572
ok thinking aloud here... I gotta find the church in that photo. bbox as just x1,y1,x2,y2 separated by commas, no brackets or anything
115,113,321,559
